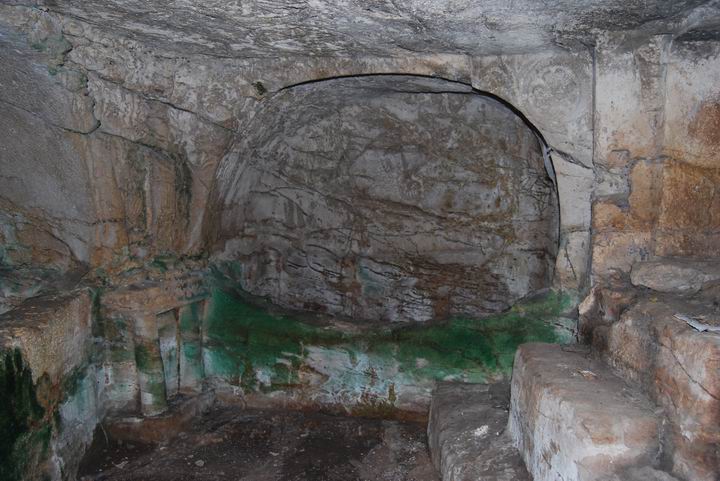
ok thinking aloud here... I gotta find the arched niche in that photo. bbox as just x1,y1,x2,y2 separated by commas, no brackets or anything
208,75,567,322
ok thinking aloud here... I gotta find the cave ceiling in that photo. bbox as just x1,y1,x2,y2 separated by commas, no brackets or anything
12,0,720,58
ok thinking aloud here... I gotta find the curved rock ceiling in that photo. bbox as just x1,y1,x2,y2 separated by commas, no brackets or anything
18,0,720,57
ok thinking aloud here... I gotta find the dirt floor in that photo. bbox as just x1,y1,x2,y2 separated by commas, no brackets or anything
77,408,439,481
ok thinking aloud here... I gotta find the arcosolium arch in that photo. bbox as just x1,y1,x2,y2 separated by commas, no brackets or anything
208,74,565,322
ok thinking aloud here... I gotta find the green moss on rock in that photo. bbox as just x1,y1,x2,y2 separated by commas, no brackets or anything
0,349,49,481
202,286,575,410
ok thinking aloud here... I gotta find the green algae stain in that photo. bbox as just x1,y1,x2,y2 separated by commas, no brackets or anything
390,290,574,380
179,302,205,391
202,287,575,408
134,343,153,371
0,349,49,481
204,289,342,387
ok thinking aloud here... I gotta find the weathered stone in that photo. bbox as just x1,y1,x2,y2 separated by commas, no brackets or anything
0,13,98,134
578,285,639,344
214,75,559,322
97,263,209,413
132,312,168,416
471,50,594,168
591,231,652,281
0,289,103,481
592,161,664,234
631,258,720,294
665,41,720,169
598,466,681,481
428,382,529,481
3,2,720,480
100,272,207,317
203,285,574,416
553,153,595,230
1,3,613,290
157,309,180,398
655,160,720,257
7,0,713,59
602,297,720,481
0,72,94,267
595,33,671,162
177,301,205,395
627,160,665,227
0,289,93,384
554,230,591,290
509,343,661,481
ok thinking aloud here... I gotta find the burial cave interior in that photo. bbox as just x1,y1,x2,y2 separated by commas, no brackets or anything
1,2,720,481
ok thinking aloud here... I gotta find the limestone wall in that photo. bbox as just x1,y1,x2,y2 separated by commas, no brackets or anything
0,5,595,295
0,289,101,481
1,3,719,481
213,76,559,322
591,34,720,288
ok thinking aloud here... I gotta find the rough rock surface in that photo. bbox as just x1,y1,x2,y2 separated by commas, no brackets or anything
0,289,92,385
428,382,529,481
591,34,720,287
598,466,681,481
0,0,598,292
630,258,720,294
600,296,720,481
12,0,715,58
508,343,661,481
0,289,102,481
215,76,558,322
3,1,720,480
0,24,95,311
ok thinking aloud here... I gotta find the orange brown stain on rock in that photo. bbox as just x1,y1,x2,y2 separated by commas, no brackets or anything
628,160,664,227
606,118,659,161
689,99,720,148
592,202,629,232
657,159,720,231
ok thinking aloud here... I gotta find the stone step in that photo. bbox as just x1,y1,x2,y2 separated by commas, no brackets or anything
600,296,720,481
428,382,530,481
508,343,662,481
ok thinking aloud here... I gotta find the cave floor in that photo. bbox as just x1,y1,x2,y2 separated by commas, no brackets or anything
78,407,439,481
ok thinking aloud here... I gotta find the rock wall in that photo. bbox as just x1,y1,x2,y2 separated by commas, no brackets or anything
0,17,95,313
0,289,101,481
591,34,720,287
0,2,719,481
0,4,595,295
0,1,716,302
106,272,576,419
213,76,559,322
586,34,720,481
